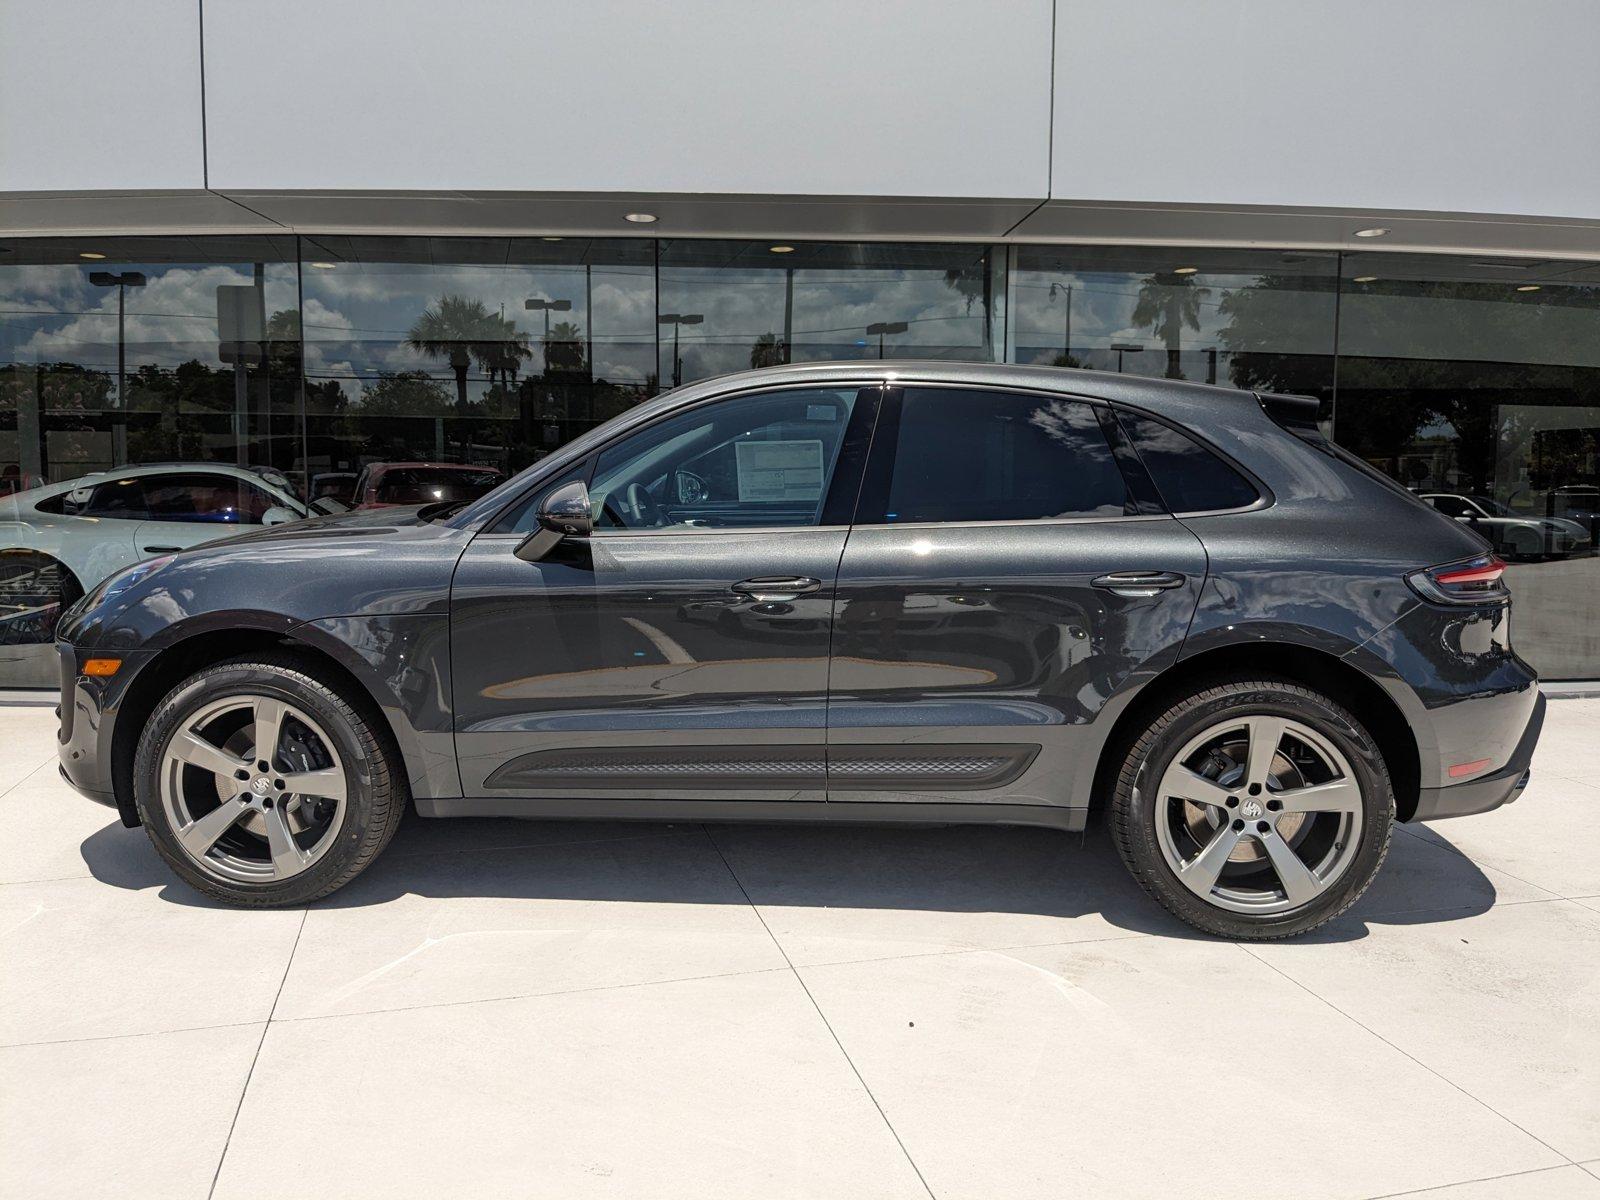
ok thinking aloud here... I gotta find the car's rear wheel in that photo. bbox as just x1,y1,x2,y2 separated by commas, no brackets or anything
133,655,405,906
1110,678,1393,939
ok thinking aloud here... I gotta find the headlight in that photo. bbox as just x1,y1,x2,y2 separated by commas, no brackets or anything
83,555,175,611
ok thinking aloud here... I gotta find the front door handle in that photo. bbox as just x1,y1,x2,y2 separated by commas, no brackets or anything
1092,570,1187,598
731,576,821,602
143,545,182,553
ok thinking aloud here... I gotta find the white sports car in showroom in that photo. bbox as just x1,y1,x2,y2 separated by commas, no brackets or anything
1420,492,1592,560
0,463,311,647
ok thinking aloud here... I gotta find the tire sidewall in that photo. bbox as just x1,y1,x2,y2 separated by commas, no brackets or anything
134,662,381,904
1121,682,1393,937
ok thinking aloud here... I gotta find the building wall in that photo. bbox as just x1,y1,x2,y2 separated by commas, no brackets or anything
4,1,1599,254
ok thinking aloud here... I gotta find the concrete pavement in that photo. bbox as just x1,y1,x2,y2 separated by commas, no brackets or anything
2,700,1597,1200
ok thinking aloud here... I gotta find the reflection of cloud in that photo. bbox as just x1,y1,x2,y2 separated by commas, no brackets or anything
4,263,297,371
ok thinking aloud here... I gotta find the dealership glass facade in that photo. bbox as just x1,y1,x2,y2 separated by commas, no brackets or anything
3,235,1596,683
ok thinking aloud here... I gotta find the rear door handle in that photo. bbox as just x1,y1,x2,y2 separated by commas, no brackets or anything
1092,570,1187,597
732,576,821,602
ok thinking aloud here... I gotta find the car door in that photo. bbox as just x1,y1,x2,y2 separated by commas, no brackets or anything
826,384,1206,815
450,383,881,804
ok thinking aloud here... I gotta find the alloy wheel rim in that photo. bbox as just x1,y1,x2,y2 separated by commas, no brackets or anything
159,694,348,885
1153,714,1364,915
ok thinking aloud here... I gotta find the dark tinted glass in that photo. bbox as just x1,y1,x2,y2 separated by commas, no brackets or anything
882,389,1128,523
83,478,149,517
1117,410,1259,512
142,473,272,523
374,468,502,505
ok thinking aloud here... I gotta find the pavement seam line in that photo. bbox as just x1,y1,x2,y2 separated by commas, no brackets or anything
1234,941,1577,1169
701,825,938,1200
1358,1161,1590,1199
0,756,60,803
1,1018,266,1051
207,906,308,1200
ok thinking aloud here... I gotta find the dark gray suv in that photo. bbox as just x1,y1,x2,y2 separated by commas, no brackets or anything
56,362,1543,938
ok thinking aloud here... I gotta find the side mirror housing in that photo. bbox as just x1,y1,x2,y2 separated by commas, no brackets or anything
515,480,593,562
261,505,300,526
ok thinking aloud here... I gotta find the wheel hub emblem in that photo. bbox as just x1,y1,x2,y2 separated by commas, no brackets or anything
250,777,272,795
1240,798,1264,819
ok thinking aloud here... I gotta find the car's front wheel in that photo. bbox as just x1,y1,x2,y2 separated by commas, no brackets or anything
133,655,405,906
1110,678,1393,939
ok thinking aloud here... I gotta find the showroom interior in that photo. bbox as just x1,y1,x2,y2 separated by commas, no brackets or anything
2,234,1596,684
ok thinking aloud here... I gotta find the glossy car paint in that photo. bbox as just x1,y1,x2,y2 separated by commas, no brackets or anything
55,361,1541,836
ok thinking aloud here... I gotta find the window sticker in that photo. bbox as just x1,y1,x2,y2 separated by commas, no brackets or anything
735,439,825,502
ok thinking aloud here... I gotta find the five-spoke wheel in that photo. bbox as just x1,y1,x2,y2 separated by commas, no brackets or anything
134,655,405,906
160,694,349,884
1112,679,1393,939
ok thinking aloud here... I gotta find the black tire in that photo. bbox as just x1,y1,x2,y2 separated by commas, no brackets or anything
1110,677,1393,939
133,654,406,906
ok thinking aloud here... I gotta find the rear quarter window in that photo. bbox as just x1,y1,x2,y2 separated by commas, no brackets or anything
1115,410,1259,513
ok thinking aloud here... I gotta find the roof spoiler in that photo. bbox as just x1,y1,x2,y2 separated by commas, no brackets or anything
1256,391,1321,432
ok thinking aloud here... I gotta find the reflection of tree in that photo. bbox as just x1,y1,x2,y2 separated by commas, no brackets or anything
354,371,452,418
1219,275,1600,501
749,332,784,369
1131,273,1210,379
943,261,993,352
543,320,587,375
405,295,530,415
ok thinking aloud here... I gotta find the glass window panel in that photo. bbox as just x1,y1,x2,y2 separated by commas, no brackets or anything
879,388,1129,524
590,387,859,531
656,241,999,387
1331,254,1600,679
297,236,656,483
1117,409,1259,513
1011,245,1338,418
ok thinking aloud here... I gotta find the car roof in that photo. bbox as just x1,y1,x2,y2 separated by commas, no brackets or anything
25,462,302,504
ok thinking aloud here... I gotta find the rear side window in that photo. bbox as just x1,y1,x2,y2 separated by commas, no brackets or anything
1116,410,1259,513
83,478,150,518
874,388,1130,524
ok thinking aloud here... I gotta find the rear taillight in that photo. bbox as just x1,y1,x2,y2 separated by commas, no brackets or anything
1406,554,1509,605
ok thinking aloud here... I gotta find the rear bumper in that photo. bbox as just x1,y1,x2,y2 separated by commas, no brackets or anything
1409,692,1544,822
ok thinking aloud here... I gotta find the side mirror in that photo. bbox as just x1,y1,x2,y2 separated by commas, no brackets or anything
514,480,593,562
262,505,299,526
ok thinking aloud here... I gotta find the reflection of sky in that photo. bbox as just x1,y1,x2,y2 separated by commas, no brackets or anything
5,252,1598,399
1010,269,1333,356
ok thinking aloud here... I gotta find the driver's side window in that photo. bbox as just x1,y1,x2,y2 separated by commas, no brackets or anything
588,388,862,532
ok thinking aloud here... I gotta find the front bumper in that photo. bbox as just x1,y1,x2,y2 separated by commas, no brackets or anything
56,642,148,826
1410,692,1545,822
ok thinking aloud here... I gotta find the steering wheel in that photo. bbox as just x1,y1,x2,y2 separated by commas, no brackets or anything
624,482,664,528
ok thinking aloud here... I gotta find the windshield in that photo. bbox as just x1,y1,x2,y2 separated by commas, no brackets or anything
374,468,501,505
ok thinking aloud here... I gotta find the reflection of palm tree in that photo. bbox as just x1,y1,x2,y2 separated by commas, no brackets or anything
749,332,784,369
406,295,529,414
544,320,587,375
1131,273,1210,379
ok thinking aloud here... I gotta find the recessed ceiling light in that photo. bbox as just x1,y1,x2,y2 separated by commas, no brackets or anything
1172,266,1199,275
1353,275,1379,283
624,212,657,224
541,236,564,242
79,251,106,260
309,261,338,269
1516,284,1541,292
1353,227,1390,238
769,244,796,254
